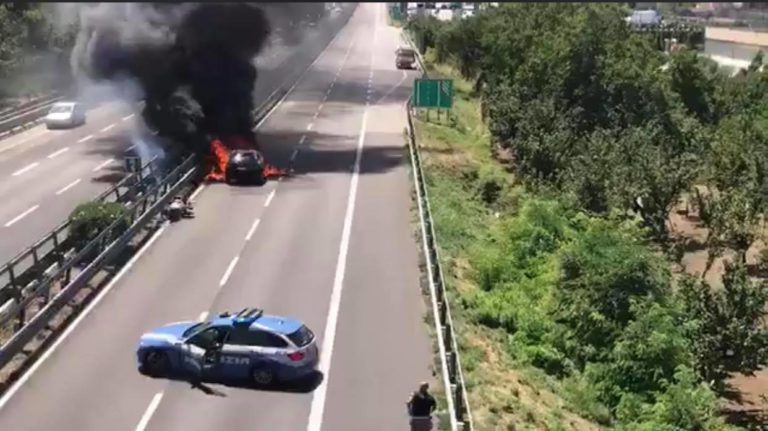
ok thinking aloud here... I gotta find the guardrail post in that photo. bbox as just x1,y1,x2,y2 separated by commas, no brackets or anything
8,265,17,291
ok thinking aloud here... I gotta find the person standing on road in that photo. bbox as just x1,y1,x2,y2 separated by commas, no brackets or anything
406,381,437,431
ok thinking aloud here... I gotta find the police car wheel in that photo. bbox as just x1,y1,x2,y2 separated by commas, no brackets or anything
251,367,275,386
144,349,170,376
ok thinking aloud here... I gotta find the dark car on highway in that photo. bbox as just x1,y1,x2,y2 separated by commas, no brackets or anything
226,149,267,185
395,47,417,70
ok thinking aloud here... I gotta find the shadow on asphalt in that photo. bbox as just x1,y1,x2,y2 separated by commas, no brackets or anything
149,370,325,396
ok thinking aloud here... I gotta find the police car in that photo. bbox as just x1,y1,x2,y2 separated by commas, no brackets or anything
136,308,319,386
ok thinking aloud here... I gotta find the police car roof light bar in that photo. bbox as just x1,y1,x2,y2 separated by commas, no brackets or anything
233,307,263,324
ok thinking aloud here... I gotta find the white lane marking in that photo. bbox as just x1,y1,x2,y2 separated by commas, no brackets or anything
134,392,164,431
100,124,115,133
307,109,369,431
0,208,172,409
78,134,94,143
199,311,209,322
299,135,307,146
4,205,40,227
245,218,261,241
189,183,206,200
290,148,299,162
122,114,135,121
126,144,136,152
0,130,50,154
47,147,70,159
264,189,276,207
319,102,325,111
219,255,240,287
12,162,40,176
55,178,81,195
313,111,319,120
252,17,350,132
92,158,114,172
307,123,314,131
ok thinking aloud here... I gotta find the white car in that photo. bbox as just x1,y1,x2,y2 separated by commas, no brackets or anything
45,102,86,129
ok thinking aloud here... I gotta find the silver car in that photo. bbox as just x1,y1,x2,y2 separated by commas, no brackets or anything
45,102,86,129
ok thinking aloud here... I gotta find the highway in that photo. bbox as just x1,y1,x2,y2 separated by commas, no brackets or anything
0,7,350,265
0,3,434,431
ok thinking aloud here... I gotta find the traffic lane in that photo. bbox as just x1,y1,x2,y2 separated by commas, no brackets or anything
0,102,134,170
0,18,359,427
0,6,361,430
0,181,278,431
320,106,434,431
323,12,435,429
144,12,370,431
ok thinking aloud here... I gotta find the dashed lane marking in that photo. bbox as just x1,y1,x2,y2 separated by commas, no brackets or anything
4,205,39,227
55,178,81,195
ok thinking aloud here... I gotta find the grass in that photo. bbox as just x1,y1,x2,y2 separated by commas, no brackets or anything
412,53,604,430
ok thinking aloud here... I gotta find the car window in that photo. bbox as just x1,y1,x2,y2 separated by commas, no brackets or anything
187,326,228,349
287,325,314,347
231,329,288,348
50,105,73,114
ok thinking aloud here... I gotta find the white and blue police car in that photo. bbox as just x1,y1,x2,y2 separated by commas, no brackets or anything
136,308,319,386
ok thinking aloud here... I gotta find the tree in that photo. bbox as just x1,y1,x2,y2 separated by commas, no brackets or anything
553,219,671,367
678,263,768,389
68,201,129,250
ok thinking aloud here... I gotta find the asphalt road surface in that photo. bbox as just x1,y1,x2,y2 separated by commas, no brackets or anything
0,7,352,265
0,3,433,431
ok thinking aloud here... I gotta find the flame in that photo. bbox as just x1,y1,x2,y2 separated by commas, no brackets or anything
204,139,229,182
204,135,287,182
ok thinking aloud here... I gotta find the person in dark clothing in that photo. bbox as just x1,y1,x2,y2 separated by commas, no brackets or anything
406,382,437,431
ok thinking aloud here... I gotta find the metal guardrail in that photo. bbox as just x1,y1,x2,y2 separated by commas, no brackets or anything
0,94,66,138
402,30,474,431
0,155,200,369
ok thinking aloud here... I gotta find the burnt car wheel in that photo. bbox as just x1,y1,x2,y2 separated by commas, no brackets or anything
142,349,170,376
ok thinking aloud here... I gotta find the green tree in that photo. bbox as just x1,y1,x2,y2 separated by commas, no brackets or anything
678,263,768,389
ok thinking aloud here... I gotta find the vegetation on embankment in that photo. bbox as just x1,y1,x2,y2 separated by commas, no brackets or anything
408,3,768,430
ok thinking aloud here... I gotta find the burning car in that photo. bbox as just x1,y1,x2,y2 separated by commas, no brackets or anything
226,149,267,185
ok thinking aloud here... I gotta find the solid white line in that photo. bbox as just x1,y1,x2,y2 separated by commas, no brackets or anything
0,223,168,410
134,392,164,431
12,162,40,176
100,124,115,133
198,311,209,322
78,134,94,143
4,205,40,227
307,108,369,431
252,17,350,132
92,158,114,172
307,123,314,131
290,148,299,162
189,183,206,200
299,135,307,146
245,218,261,241
219,255,240,287
122,114,134,121
55,178,81,195
47,147,70,159
264,189,276,207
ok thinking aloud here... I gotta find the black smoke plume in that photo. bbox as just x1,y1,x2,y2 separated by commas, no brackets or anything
71,3,279,154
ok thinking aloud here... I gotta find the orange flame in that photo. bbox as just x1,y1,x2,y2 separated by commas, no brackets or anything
204,139,230,182
204,136,287,182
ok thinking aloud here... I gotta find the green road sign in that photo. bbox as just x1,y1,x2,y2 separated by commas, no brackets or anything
413,78,454,109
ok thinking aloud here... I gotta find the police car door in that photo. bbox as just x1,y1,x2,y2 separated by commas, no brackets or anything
218,326,256,379
182,326,223,378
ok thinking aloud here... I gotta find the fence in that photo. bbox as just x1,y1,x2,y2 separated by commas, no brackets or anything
402,29,474,431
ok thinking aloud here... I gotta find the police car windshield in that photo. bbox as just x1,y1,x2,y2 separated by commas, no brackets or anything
182,322,211,338
287,325,314,347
